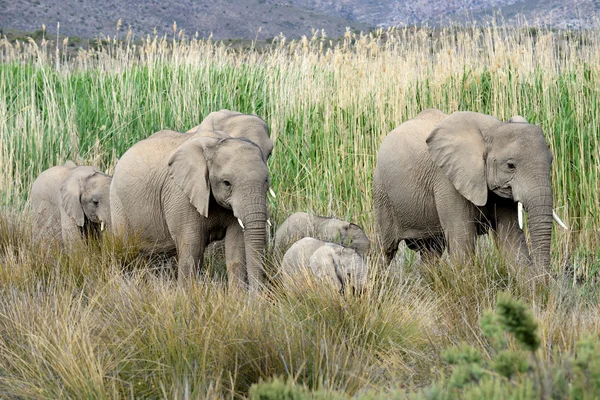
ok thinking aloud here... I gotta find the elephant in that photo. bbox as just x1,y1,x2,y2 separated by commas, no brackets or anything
280,237,367,293
373,109,566,272
187,109,273,162
273,212,370,256
30,160,112,245
188,109,275,262
110,128,271,290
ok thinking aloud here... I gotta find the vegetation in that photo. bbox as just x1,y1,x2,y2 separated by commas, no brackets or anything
0,23,599,397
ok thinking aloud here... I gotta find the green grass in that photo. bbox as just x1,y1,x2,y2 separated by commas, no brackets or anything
0,24,600,397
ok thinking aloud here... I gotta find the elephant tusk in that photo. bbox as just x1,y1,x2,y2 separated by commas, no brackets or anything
269,188,276,199
100,221,105,232
238,218,245,230
553,210,569,230
267,218,272,227
517,202,524,230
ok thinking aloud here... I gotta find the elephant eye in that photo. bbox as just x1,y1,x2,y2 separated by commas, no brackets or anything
223,180,231,187
507,161,516,170
92,199,99,205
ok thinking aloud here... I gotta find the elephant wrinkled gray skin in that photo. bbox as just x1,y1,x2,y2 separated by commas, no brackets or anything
110,128,270,290
188,109,274,263
187,109,273,161
30,160,112,245
373,109,555,272
281,237,367,293
273,212,370,256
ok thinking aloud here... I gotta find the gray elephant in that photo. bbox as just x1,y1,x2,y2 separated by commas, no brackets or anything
30,160,112,245
188,110,275,262
187,109,273,161
110,128,271,290
280,237,367,293
373,109,566,271
273,212,370,256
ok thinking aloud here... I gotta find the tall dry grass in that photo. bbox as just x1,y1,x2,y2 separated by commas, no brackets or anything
0,22,599,397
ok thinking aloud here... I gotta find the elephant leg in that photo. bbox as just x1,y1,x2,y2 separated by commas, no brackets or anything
225,222,247,292
435,191,478,262
492,204,531,266
175,235,205,284
164,201,207,284
374,186,399,265
167,220,206,284
382,238,400,266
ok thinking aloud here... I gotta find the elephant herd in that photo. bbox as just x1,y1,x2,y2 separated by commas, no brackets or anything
30,108,568,292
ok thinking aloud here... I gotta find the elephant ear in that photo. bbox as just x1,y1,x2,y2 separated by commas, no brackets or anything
426,118,488,206
60,174,86,227
167,137,215,218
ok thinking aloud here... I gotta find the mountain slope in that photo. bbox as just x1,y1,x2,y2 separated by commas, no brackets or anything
0,0,371,40
291,0,600,29
1,0,598,42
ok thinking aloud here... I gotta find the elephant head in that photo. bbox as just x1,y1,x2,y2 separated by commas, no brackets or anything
188,109,273,162
318,219,370,256
168,132,270,289
310,243,368,294
426,111,554,270
60,167,112,235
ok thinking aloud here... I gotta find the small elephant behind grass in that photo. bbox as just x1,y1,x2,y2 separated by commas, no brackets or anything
280,237,367,293
274,212,370,257
30,160,112,246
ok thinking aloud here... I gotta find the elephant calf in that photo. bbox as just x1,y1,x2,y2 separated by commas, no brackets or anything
30,160,112,245
273,212,370,256
280,237,367,293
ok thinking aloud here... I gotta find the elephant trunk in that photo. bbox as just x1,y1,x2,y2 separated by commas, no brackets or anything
522,184,553,272
240,192,268,291
99,206,112,233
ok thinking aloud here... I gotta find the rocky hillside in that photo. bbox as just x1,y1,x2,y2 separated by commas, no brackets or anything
294,0,600,30
0,0,371,41
1,0,598,41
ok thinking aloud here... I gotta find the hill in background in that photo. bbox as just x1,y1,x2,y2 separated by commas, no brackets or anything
292,0,599,30
0,0,372,41
1,0,598,41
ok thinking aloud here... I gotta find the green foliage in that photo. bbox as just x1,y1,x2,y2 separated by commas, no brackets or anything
495,292,540,352
442,344,485,389
480,311,507,350
442,343,483,365
572,336,600,399
249,377,345,400
432,294,540,396
492,350,529,379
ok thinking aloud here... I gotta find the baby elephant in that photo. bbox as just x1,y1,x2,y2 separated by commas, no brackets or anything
274,212,370,256
281,237,367,293
30,160,112,245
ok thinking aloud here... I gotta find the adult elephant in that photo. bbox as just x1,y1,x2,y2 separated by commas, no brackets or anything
30,160,112,245
110,128,271,290
373,109,565,272
187,109,273,161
